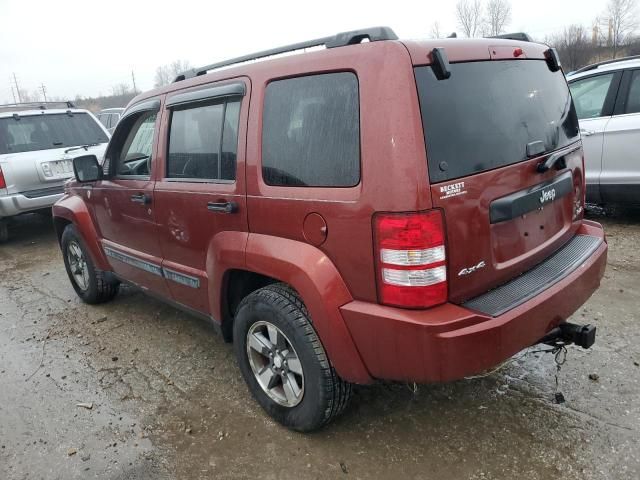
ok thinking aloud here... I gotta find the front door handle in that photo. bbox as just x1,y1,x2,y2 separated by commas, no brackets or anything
580,128,595,137
207,201,238,214
130,193,152,205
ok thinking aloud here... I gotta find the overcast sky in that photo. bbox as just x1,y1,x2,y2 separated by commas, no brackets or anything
0,0,618,103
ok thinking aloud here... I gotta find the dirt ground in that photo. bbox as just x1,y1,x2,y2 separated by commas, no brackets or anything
0,211,638,480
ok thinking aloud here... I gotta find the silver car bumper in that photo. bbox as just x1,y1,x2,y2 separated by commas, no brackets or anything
0,190,64,218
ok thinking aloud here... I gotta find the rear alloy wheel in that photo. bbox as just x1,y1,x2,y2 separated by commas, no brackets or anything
246,321,305,407
234,283,352,432
61,225,119,304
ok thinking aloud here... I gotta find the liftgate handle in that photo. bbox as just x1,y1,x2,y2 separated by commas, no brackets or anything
207,201,238,214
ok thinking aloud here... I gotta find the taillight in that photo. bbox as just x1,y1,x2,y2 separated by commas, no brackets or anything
374,210,447,308
0,166,6,189
573,155,586,221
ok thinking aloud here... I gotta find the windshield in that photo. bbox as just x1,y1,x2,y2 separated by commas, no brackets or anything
0,112,109,155
415,60,579,183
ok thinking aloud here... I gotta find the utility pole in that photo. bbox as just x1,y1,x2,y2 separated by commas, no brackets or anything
10,84,17,103
40,83,48,102
12,73,22,102
131,70,137,94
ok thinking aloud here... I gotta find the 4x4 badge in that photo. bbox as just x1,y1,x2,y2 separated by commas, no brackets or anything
458,260,486,276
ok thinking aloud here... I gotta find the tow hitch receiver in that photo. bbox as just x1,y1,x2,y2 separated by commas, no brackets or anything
540,322,597,349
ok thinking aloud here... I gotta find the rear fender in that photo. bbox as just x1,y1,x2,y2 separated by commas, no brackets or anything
241,233,372,384
52,194,110,270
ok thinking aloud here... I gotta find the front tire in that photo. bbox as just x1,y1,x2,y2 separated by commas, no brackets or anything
233,283,352,432
61,225,119,304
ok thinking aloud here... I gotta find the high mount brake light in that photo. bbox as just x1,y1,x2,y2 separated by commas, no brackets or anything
374,210,448,308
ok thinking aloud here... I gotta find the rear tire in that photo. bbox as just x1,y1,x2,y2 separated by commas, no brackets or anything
233,283,352,432
61,225,119,304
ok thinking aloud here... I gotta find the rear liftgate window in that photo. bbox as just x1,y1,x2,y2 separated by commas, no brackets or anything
262,72,360,187
415,60,579,183
0,113,109,155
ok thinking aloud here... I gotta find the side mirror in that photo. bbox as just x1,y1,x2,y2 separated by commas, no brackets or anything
73,155,102,182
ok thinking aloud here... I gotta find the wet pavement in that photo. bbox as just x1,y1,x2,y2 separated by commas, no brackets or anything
0,211,639,479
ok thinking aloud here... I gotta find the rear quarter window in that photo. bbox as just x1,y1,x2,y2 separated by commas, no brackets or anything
262,72,360,187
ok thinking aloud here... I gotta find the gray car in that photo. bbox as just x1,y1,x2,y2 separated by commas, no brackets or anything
567,56,640,206
0,102,110,242
96,107,125,134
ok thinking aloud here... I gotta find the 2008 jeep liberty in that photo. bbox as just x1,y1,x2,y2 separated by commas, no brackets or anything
53,27,608,431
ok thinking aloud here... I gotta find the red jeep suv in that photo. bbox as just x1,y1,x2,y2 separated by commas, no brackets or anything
53,27,608,431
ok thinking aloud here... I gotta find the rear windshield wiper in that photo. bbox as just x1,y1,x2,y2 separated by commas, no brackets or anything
537,143,581,173
64,143,99,154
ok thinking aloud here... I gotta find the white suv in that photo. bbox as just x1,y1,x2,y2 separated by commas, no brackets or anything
567,56,640,206
0,102,110,242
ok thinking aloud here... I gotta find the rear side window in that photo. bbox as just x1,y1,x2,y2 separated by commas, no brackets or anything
415,60,579,183
0,113,109,155
625,70,640,114
569,73,616,119
262,72,360,187
167,99,241,181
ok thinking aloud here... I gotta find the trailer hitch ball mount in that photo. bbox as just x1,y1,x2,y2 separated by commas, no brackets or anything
540,322,596,349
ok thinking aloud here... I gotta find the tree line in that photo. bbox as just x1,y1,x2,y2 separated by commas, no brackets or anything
447,0,639,71
33,2,638,111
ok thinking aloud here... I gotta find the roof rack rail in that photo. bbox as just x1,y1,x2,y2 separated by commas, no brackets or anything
573,54,640,74
0,100,75,111
173,26,398,82
487,32,533,42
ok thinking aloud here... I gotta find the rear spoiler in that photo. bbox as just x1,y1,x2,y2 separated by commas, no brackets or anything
486,32,533,42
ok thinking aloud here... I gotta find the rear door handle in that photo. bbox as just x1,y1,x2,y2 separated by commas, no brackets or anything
207,201,238,214
130,193,152,205
580,128,595,137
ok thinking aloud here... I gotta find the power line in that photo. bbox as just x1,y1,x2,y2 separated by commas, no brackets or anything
12,73,21,102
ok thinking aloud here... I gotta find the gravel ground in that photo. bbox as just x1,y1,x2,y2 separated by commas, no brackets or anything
0,211,638,480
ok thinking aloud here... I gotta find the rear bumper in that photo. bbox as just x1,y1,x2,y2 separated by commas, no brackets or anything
341,221,607,383
0,191,63,217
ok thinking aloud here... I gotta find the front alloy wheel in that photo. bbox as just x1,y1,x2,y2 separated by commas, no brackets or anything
61,225,119,304
67,240,89,291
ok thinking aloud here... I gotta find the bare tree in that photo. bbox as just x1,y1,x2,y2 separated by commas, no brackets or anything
111,83,132,97
546,25,595,71
485,0,512,36
456,0,484,38
18,89,41,103
430,21,442,39
154,60,192,88
605,0,639,57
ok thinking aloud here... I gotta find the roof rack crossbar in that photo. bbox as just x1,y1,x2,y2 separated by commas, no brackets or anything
0,101,75,110
574,55,640,74
173,26,398,82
